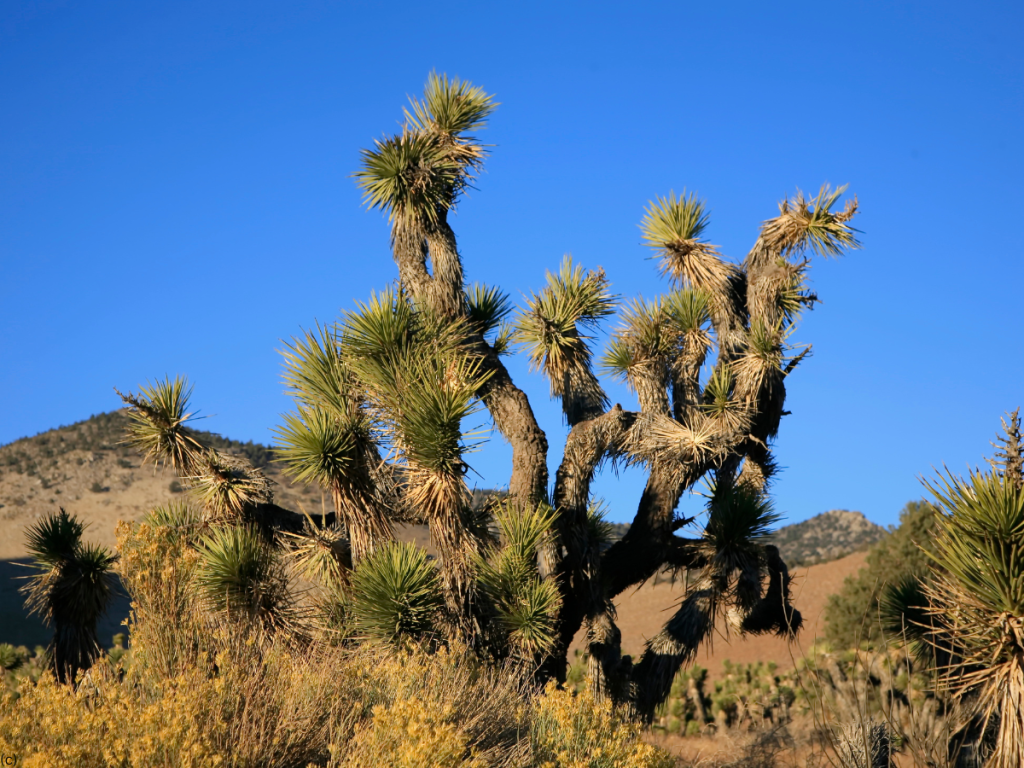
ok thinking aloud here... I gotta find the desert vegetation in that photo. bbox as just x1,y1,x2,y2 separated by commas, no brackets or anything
8,72,1021,767
4,70,862,766
113,72,855,708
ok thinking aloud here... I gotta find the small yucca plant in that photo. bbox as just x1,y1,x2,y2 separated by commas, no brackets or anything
476,501,562,658
195,524,299,638
21,508,117,683
349,541,444,645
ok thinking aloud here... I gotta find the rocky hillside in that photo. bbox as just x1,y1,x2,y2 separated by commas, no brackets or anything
768,509,886,566
0,410,328,559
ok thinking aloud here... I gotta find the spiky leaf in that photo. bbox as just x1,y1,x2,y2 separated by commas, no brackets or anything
355,131,460,226
641,191,734,290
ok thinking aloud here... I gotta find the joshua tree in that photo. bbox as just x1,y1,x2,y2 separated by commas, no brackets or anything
119,72,860,717
21,508,117,683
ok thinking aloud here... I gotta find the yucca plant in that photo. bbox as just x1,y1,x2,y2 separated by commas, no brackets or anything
475,501,562,659
121,72,861,718
119,377,296,534
910,412,1024,768
349,541,444,645
274,323,395,564
516,256,616,425
195,523,300,638
20,508,117,683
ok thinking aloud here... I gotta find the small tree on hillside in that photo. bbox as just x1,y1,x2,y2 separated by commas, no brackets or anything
118,72,860,717
823,499,941,649
21,508,116,683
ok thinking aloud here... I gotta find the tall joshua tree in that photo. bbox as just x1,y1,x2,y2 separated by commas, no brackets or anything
119,72,860,717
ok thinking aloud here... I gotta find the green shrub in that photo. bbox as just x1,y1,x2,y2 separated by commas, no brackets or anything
823,500,939,648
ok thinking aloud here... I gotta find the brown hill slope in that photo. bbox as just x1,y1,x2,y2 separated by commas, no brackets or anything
569,550,869,681
0,410,329,561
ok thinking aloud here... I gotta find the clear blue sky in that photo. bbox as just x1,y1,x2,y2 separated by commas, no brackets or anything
2,1,1022,529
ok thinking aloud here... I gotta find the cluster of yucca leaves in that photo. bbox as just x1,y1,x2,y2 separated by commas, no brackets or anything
114,364,563,663
876,411,1024,768
108,72,862,720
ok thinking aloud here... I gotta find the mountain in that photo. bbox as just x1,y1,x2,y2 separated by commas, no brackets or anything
768,509,887,566
0,410,327,560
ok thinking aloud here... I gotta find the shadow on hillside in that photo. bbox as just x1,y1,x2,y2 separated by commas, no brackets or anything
0,558,132,649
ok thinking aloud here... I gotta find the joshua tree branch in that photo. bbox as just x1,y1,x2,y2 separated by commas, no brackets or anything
391,222,434,301
553,405,637,521
424,215,467,317
545,405,638,669
474,339,550,506
601,460,706,599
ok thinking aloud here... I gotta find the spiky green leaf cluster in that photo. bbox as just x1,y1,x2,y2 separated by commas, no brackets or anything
195,524,294,632
663,288,712,336
374,352,489,474
918,450,1024,766
640,191,734,291
25,507,84,567
349,540,443,644
342,288,418,362
703,366,736,417
601,298,672,383
118,376,204,472
476,502,561,656
280,323,356,416
189,450,272,519
515,257,615,402
703,483,780,568
281,513,351,594
467,282,512,336
356,73,495,227
641,190,709,245
343,289,489,477
927,468,1024,619
274,408,360,489
143,500,203,544
405,71,497,141
879,573,932,660
355,132,461,226
760,184,860,259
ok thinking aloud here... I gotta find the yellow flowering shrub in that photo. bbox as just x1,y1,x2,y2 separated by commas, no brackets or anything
0,666,224,768
115,520,205,679
0,518,670,768
339,644,531,766
342,697,487,768
530,682,674,768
